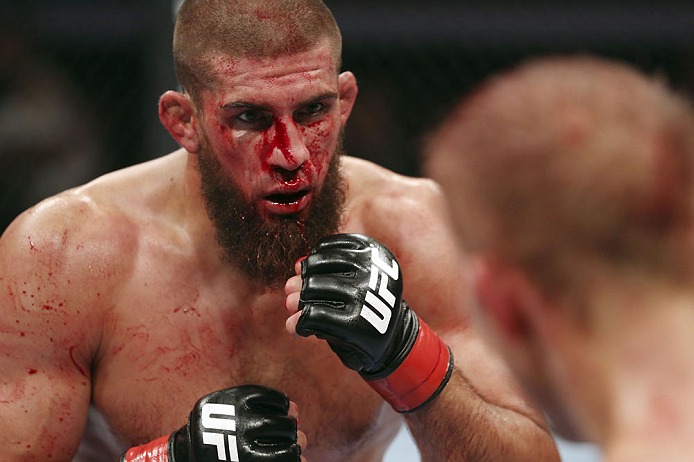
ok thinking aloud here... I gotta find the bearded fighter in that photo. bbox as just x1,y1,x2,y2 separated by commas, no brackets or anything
0,1,559,460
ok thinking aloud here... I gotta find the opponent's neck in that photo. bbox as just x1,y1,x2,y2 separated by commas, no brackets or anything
580,281,694,461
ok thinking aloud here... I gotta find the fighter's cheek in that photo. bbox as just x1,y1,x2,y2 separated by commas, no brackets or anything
299,116,339,147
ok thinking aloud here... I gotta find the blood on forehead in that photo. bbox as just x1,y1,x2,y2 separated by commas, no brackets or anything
202,39,339,85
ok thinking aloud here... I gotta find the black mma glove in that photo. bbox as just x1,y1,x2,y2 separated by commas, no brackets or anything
296,233,453,412
120,385,300,462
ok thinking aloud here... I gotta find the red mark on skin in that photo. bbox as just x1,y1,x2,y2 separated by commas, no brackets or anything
303,159,316,176
275,119,296,166
20,332,24,337
254,9,274,20
69,346,88,378
257,130,274,173
258,119,302,171
42,305,53,311
28,369,37,375
219,57,236,75
27,236,37,251
173,306,201,317
126,325,150,344
111,345,124,355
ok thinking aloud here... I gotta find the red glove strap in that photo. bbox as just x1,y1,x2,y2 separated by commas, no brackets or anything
366,317,452,412
122,435,170,462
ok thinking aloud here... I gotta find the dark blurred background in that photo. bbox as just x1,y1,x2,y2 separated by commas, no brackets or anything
2,0,694,232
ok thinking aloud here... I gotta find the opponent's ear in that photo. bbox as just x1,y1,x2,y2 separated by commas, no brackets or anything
338,71,358,127
159,90,200,153
471,256,537,345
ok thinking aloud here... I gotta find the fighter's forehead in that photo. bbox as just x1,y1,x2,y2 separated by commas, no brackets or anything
205,41,338,87
197,43,339,112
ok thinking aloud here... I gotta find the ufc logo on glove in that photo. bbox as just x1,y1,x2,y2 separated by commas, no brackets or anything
361,247,400,334
202,403,239,461
297,234,453,413
120,385,301,462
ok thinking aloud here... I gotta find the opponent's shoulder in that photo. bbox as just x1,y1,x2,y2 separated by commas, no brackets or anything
343,156,449,232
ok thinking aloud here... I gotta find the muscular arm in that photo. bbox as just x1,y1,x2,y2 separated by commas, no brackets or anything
0,199,105,461
364,179,559,461
404,369,556,461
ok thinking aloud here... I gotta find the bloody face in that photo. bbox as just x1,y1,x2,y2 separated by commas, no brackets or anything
194,43,348,286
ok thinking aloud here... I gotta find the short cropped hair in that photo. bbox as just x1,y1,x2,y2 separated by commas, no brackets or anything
173,0,342,103
427,56,694,292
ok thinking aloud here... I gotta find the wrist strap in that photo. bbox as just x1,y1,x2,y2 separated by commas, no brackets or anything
121,435,170,462
365,317,453,413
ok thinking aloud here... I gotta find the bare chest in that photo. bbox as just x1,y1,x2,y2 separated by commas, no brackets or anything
91,273,399,461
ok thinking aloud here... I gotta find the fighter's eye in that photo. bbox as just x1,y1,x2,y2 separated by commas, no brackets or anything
238,109,262,122
235,109,272,129
295,102,328,124
304,103,325,115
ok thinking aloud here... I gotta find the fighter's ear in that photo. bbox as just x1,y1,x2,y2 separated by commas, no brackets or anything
337,71,358,127
159,90,200,153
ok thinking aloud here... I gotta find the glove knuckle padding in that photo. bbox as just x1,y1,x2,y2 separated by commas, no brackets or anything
303,250,365,275
296,234,452,414
242,387,290,415
300,274,359,305
313,233,372,252
188,385,300,461
249,415,297,442
297,233,411,374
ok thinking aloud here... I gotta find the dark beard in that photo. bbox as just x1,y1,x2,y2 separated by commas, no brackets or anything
198,140,347,288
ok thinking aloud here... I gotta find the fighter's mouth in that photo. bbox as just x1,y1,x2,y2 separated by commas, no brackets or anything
264,190,310,204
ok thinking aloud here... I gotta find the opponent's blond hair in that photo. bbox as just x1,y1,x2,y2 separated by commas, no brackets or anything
427,56,694,294
173,0,341,103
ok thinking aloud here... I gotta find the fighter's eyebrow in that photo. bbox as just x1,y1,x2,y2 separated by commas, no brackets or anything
301,92,338,106
220,101,271,112
220,92,338,112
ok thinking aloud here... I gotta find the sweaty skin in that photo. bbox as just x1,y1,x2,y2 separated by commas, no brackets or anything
0,42,556,461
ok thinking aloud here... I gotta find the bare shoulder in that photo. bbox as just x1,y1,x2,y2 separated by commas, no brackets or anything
343,156,450,245
342,156,468,328
0,150,187,307
0,151,188,459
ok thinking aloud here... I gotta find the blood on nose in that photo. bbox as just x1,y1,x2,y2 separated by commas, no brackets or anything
276,119,296,165
264,118,311,173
